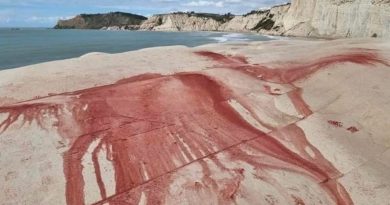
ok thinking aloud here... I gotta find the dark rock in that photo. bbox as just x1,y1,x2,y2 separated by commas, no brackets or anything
252,18,275,31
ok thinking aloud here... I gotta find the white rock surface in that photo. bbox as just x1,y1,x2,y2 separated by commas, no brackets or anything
140,14,222,31
1,38,390,205
284,0,390,38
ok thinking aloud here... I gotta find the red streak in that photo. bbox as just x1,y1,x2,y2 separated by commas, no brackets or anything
287,89,313,117
195,51,248,65
0,73,353,205
92,140,107,199
195,50,388,84
0,103,61,134
3,49,384,205
195,50,387,122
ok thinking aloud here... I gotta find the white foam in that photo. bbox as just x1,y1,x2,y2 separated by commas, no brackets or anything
263,34,288,40
210,33,250,43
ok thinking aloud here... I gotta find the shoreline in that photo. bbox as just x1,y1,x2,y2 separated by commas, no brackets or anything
0,30,281,71
0,35,382,74
0,37,388,102
50,27,344,42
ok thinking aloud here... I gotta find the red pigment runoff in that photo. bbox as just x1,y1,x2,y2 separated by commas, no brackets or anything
195,50,387,120
0,73,353,205
195,50,388,84
1,49,380,204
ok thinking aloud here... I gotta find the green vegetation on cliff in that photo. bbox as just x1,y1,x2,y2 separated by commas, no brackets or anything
171,12,235,23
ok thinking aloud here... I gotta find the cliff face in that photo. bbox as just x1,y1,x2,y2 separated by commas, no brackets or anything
221,4,290,34
139,13,233,31
139,5,290,33
140,0,389,38
55,1,390,38
283,0,390,38
54,12,147,29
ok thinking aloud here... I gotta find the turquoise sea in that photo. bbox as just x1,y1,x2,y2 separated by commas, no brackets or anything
0,28,275,70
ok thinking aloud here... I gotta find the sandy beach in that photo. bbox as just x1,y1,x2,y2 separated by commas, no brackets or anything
1,38,390,204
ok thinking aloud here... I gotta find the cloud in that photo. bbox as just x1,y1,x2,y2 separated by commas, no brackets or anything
26,15,74,23
225,0,242,2
184,1,224,7
0,9,13,23
0,17,11,23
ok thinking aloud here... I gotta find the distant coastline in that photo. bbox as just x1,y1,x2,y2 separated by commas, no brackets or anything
54,12,146,30
54,0,390,38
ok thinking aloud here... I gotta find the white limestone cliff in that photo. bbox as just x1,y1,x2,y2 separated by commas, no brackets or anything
284,0,390,38
221,4,290,35
139,14,223,31
139,0,390,38
139,5,290,33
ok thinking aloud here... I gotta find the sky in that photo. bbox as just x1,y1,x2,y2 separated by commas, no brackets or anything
0,0,289,27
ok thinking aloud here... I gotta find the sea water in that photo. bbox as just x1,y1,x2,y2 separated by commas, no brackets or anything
0,28,274,70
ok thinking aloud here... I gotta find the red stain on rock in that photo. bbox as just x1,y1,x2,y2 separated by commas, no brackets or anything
2,49,381,205
195,50,388,84
220,176,242,200
347,126,359,133
263,85,282,96
271,124,339,177
91,140,107,199
0,103,62,134
327,121,359,133
292,195,305,205
287,88,313,118
115,73,163,84
195,49,387,122
328,120,359,134
0,73,354,205
328,120,344,128
195,51,248,65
